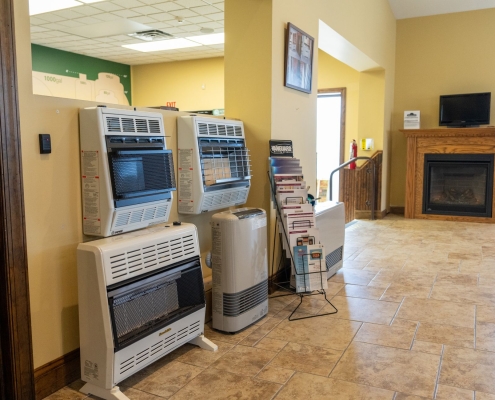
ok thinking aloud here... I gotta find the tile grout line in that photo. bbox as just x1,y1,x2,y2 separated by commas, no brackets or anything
427,272,439,299
389,297,406,326
433,344,445,399
409,321,421,350
326,322,364,378
474,305,477,350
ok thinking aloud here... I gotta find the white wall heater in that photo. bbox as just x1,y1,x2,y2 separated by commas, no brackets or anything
79,107,176,237
77,223,217,400
177,115,251,214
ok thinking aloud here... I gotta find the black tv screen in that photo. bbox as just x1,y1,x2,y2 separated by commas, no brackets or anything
439,92,491,127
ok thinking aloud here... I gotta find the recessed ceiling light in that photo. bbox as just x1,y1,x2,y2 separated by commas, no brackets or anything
29,0,81,15
186,33,224,45
175,16,185,23
29,0,105,15
123,38,201,52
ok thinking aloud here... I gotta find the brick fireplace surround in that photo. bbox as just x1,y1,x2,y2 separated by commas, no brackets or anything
401,127,495,223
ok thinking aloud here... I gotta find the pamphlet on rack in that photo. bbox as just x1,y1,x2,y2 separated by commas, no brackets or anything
292,244,328,293
276,188,308,207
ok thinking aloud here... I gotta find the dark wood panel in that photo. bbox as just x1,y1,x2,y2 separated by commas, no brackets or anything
34,350,80,400
341,151,383,224
0,0,35,398
402,128,495,223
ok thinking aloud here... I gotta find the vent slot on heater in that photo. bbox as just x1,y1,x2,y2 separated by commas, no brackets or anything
222,280,268,317
105,116,161,134
108,260,205,351
197,122,243,137
325,246,343,271
198,138,251,188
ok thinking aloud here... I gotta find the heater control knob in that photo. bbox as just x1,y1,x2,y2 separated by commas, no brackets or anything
173,221,181,226
205,252,212,268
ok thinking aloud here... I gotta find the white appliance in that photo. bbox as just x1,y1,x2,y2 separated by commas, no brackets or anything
177,115,251,214
207,208,268,332
79,107,176,237
314,201,345,278
77,223,217,400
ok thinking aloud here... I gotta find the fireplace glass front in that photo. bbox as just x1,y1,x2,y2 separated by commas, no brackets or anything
423,154,494,217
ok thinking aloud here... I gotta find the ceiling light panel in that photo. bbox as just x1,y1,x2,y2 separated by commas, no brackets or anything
186,32,224,45
123,38,201,52
29,0,81,16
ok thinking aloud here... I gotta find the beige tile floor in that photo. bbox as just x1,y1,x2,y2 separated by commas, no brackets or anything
45,216,495,399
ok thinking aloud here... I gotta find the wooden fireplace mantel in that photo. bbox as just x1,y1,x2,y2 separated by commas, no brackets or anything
401,127,495,223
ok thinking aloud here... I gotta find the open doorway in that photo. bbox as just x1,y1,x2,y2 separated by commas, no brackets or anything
316,88,346,202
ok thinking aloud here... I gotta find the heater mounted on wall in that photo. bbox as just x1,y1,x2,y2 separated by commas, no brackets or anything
177,115,251,214
79,107,176,237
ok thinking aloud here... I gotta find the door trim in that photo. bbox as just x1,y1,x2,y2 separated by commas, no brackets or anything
0,0,35,398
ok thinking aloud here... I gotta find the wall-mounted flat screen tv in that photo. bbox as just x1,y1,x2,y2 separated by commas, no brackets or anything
439,92,491,127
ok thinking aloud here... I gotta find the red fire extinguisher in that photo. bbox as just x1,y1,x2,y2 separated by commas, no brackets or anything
349,139,357,169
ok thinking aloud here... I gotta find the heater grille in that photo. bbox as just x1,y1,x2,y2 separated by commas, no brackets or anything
201,189,249,211
108,261,205,350
115,317,201,381
105,116,162,134
222,280,268,317
113,204,170,229
105,233,197,284
325,246,343,271
197,122,243,137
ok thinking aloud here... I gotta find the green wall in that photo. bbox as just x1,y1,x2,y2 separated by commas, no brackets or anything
31,44,131,104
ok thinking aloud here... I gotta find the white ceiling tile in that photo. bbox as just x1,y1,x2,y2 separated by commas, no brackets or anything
38,22,71,30
185,15,210,23
34,13,66,23
189,5,219,14
75,6,105,16
31,25,50,33
152,2,184,12
58,19,86,28
111,9,141,18
30,16,50,25
146,21,173,29
169,8,198,17
91,13,122,21
213,2,223,11
198,21,221,29
174,0,208,7
112,0,146,7
138,0,167,4
51,9,85,19
207,11,223,21
180,24,200,32
131,5,163,14
162,26,185,33
73,16,105,24
146,11,175,21
91,2,124,11
130,15,158,23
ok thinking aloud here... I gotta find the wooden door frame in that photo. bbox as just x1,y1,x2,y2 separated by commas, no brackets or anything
317,87,347,201
0,0,36,398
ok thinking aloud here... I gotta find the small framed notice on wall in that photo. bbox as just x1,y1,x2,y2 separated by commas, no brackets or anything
404,111,420,129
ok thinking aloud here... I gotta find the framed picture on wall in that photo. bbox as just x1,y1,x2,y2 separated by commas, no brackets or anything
284,22,314,94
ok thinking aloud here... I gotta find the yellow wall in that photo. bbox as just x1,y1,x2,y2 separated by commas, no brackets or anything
15,0,217,368
317,49,360,152
267,0,395,210
390,9,495,206
131,57,224,111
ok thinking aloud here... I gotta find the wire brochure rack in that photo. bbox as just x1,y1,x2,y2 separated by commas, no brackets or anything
267,157,337,321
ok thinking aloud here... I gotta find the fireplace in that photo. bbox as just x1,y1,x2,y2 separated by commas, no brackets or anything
423,154,494,217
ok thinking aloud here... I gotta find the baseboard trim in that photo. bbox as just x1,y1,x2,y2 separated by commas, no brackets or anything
389,206,405,215
354,209,387,220
34,348,80,400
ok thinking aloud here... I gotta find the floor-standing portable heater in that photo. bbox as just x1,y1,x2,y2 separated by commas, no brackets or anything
314,201,345,278
77,223,217,400
206,208,268,333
